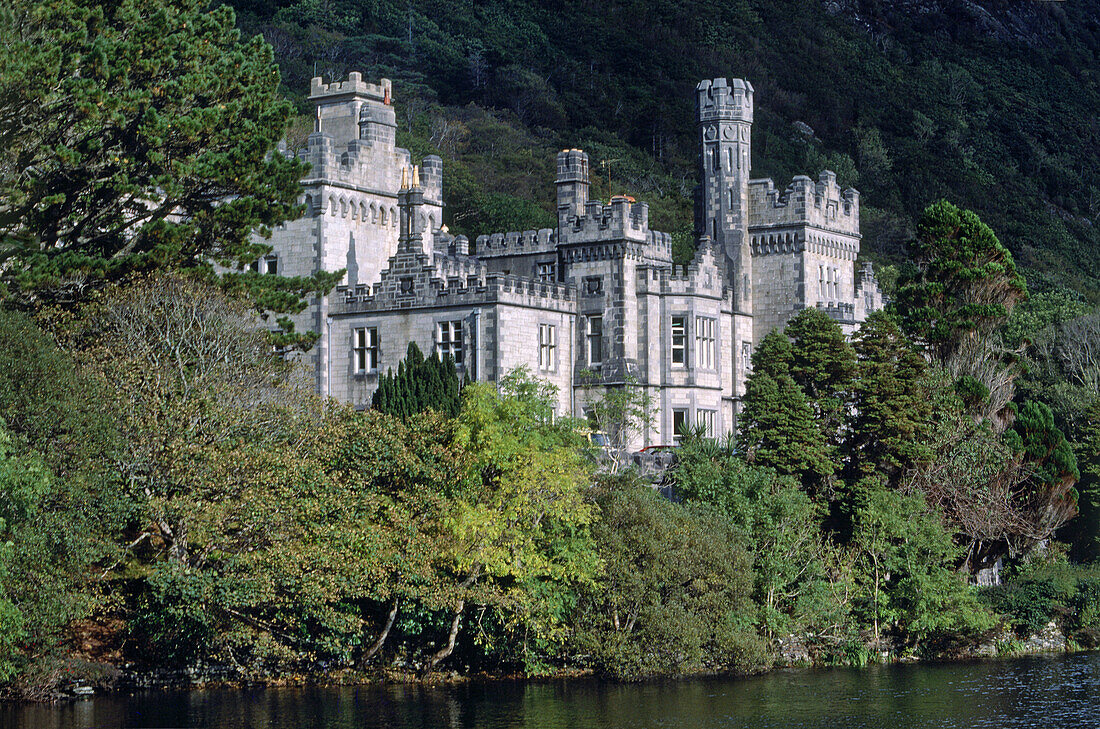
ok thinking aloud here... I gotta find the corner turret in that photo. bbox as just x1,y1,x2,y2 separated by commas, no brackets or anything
556,149,589,224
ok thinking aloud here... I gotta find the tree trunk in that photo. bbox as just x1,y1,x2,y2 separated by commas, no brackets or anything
361,599,399,667
421,569,479,676
422,600,465,676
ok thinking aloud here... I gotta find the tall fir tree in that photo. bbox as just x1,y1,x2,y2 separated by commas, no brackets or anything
784,308,857,448
737,330,834,488
846,312,934,482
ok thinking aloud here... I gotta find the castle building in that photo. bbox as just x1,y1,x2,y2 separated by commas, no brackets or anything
265,74,882,446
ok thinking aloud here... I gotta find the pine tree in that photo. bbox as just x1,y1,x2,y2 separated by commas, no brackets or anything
0,0,341,328
737,330,834,488
785,308,857,447
894,201,1027,362
846,311,934,481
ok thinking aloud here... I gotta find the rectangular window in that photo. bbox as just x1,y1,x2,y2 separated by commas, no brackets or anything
742,341,753,373
538,323,557,371
587,315,603,365
671,316,686,367
264,254,278,276
536,262,556,283
695,316,715,370
353,327,379,374
697,409,717,438
672,409,688,444
436,320,463,365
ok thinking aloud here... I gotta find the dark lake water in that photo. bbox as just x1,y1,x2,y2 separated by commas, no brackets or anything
5,653,1099,729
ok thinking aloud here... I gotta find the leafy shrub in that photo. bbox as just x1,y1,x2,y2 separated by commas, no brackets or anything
980,580,1058,636
572,485,767,679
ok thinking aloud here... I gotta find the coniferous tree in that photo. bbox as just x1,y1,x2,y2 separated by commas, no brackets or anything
0,0,341,335
894,201,1028,363
737,330,833,488
371,342,461,418
846,312,934,482
785,308,857,448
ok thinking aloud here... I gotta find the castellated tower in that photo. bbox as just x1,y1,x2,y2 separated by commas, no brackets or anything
695,78,754,313
259,73,443,396
556,149,590,225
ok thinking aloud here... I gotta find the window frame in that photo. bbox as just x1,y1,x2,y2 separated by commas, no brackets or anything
671,315,687,367
353,327,379,374
697,409,717,438
672,408,688,444
587,315,603,366
436,320,463,365
536,261,556,283
695,316,716,370
538,323,557,372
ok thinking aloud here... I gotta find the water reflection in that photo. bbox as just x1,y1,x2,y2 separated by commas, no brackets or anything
4,654,1097,729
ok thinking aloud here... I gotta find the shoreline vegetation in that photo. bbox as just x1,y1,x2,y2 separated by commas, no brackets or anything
32,632,1094,699
2,0,1100,705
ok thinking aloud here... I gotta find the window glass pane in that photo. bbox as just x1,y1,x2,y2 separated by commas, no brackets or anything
671,316,685,365
672,409,687,443
588,316,602,364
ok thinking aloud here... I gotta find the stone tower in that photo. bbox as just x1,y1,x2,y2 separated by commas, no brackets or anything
695,78,754,312
556,149,590,224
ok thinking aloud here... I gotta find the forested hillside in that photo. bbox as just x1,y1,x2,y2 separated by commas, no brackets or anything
231,0,1100,300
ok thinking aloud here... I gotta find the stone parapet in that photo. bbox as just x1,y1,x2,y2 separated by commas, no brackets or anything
748,170,860,237
310,73,391,102
334,274,576,315
559,196,650,244
696,77,754,124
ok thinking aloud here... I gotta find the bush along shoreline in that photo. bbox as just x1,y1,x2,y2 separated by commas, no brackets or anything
34,584,1100,700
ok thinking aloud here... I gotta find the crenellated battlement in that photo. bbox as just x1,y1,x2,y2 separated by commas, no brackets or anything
334,272,575,315
559,196,651,245
474,228,557,257
298,135,443,209
310,73,392,102
748,170,860,236
636,241,727,298
815,300,857,325
696,78,754,124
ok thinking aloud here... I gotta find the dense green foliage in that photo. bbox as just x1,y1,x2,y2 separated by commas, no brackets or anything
0,0,340,345
574,478,765,678
895,200,1028,361
371,342,462,417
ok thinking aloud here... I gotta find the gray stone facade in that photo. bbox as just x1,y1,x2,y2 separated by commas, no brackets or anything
262,74,883,447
